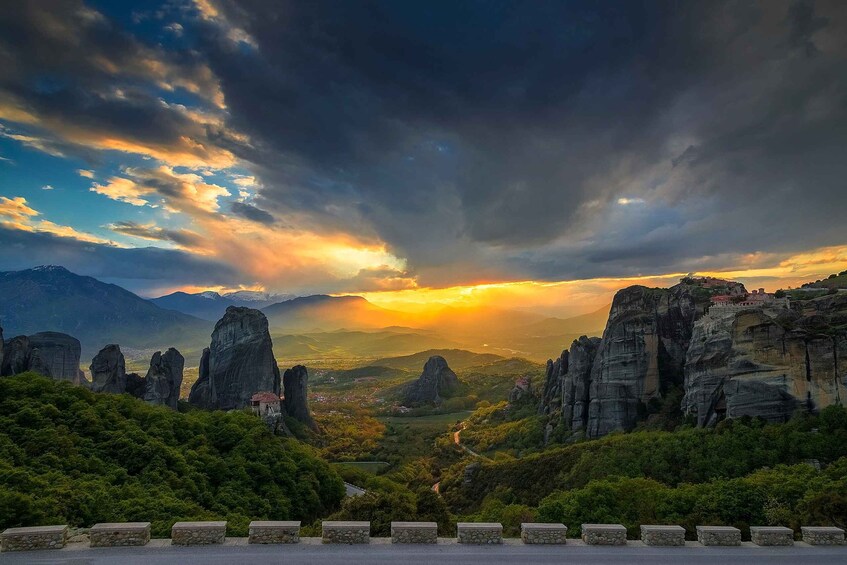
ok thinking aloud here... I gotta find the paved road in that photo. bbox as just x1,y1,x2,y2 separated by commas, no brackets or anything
2,539,845,565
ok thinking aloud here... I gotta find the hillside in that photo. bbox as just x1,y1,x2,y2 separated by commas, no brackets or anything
0,373,344,535
263,295,407,331
441,407,847,536
801,269,847,290
271,329,460,362
0,266,210,358
371,349,504,372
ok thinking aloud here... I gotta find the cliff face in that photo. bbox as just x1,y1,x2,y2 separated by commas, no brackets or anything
283,365,318,431
564,336,601,431
1,331,82,382
402,355,460,407
539,281,847,439
188,306,280,410
683,295,847,425
586,284,702,437
89,344,127,394
143,348,184,410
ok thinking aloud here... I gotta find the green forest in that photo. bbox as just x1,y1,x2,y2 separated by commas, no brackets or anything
0,374,345,536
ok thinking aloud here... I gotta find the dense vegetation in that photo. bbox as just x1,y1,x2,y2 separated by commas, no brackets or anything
0,374,345,536
801,270,847,290
441,408,847,537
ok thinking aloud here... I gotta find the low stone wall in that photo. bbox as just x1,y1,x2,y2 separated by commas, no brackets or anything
641,525,685,546
520,523,567,544
581,524,626,545
90,522,150,547
1,525,68,552
248,521,300,544
801,527,846,545
322,521,370,544
391,522,437,544
171,521,226,546
696,526,741,546
750,526,793,546
457,522,503,544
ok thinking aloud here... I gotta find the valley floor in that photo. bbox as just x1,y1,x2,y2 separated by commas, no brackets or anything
4,538,846,565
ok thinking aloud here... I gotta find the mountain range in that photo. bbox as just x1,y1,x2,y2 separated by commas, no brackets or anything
151,289,297,321
0,266,608,363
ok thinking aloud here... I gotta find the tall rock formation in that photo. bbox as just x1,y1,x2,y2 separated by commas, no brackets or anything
283,365,318,431
538,350,568,415
188,307,280,410
402,355,460,407
563,336,601,431
143,348,184,409
0,331,82,382
27,332,82,382
683,295,847,425
89,344,127,394
586,283,704,437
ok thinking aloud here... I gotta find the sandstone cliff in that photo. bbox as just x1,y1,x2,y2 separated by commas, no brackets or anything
143,348,184,410
683,294,847,425
89,344,127,394
402,355,460,407
1,331,82,382
282,365,318,431
189,306,280,410
585,283,705,437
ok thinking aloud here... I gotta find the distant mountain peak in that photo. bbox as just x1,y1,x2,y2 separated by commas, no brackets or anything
30,265,70,273
198,291,223,300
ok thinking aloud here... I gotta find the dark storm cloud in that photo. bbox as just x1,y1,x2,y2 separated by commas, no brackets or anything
192,0,847,285
1,0,846,291
229,201,275,224
107,220,204,247
0,226,239,289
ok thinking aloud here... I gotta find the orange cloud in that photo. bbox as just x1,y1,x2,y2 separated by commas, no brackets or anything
0,196,116,246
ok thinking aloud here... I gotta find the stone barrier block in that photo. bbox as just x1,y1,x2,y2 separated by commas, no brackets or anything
171,521,226,545
696,526,741,546
801,526,845,545
322,521,370,544
581,524,626,545
90,522,151,547
1,525,68,552
248,521,300,544
457,522,503,544
640,525,685,546
391,522,437,544
520,523,567,544
750,526,793,546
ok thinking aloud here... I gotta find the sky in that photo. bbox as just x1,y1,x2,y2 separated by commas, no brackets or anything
0,0,846,317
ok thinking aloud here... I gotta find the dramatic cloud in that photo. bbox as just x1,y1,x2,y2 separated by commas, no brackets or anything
0,0,845,298
0,196,114,245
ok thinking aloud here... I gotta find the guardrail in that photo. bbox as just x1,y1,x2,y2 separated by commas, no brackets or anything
1,521,845,552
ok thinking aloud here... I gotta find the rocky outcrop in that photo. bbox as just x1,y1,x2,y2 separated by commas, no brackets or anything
124,373,146,399
89,344,127,394
563,336,601,430
1,335,30,376
1,331,82,383
188,307,280,410
402,355,460,407
509,376,533,404
538,350,567,415
282,365,318,431
27,332,82,382
586,283,704,437
683,297,847,425
143,348,184,409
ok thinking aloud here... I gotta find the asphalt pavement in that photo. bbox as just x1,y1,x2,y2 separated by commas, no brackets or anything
1,538,845,565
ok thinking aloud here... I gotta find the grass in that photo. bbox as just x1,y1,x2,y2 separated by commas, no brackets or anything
379,410,474,427
332,461,391,474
